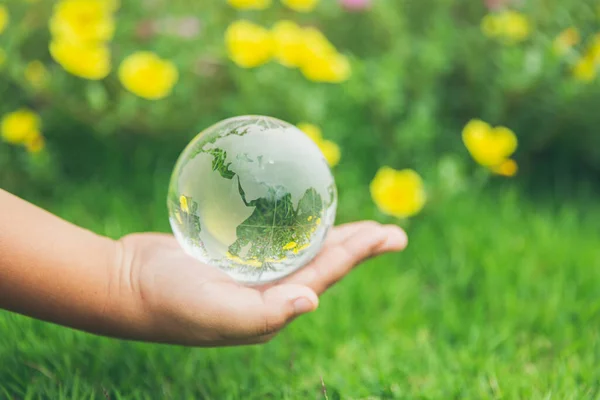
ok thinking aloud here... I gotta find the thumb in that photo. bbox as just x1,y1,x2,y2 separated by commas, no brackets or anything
257,284,319,335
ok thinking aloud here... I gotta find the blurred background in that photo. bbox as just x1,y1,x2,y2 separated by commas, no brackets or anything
1,0,600,398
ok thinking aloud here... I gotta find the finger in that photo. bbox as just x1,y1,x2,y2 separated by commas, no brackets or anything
329,223,408,256
324,220,384,247
376,225,409,253
283,224,407,294
259,222,406,291
326,221,408,252
207,283,319,340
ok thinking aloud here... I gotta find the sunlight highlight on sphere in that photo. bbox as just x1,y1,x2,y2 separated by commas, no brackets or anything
168,116,337,285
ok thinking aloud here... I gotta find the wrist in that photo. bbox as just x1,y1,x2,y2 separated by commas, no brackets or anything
0,189,161,342
96,235,160,342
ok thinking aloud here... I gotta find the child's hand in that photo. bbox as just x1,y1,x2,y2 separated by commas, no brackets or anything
112,221,407,347
1,190,408,347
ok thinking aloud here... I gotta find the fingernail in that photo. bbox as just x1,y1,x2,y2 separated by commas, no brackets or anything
293,297,316,315
383,226,408,250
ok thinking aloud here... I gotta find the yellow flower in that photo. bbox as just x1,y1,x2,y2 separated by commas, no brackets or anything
502,11,531,43
225,20,274,68
572,55,597,82
50,40,111,80
0,48,5,67
265,256,287,263
318,140,341,167
272,20,305,68
227,252,259,266
585,33,600,64
301,28,337,58
301,52,351,83
270,24,351,82
179,195,189,213
553,28,580,56
490,159,518,177
107,0,121,11
297,122,342,167
50,0,115,44
25,133,45,154
299,28,351,83
481,14,501,38
462,119,518,168
24,61,49,89
370,167,426,219
0,5,8,35
297,122,323,142
1,109,41,145
228,0,271,10
481,10,530,44
226,252,263,267
118,51,178,100
293,243,310,254
282,0,319,12
244,258,263,268
283,241,297,250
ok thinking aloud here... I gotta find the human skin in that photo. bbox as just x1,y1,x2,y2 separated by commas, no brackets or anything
0,189,408,346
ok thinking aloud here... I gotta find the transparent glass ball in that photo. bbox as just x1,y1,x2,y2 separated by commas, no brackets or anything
168,116,338,285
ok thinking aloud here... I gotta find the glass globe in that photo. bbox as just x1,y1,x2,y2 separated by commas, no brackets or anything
168,116,337,285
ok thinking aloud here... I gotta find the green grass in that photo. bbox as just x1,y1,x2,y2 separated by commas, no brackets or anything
1,172,600,399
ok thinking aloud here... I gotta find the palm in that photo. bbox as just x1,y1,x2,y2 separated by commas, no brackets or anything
121,221,407,346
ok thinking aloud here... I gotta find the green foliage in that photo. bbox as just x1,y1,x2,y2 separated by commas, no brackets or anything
2,1,600,395
229,186,323,263
2,0,600,185
1,176,599,398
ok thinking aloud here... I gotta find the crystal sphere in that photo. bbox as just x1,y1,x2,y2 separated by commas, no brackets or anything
168,116,337,285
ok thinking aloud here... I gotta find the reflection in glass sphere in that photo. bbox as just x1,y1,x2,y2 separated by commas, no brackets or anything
168,116,337,285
